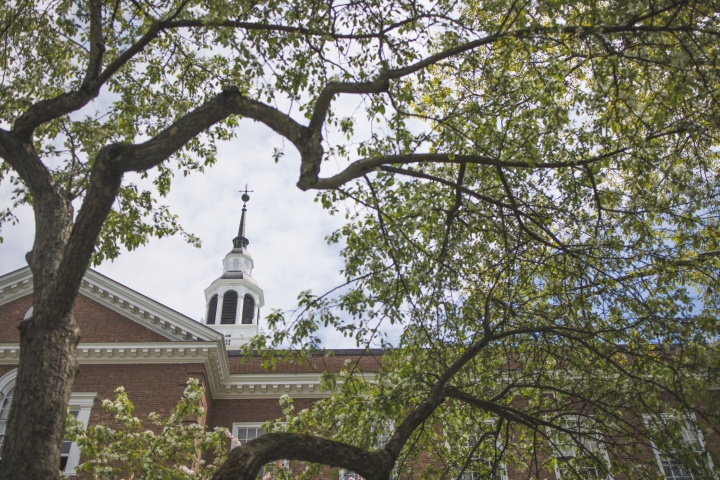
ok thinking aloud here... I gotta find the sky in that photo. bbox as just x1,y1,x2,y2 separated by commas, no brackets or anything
0,117,372,349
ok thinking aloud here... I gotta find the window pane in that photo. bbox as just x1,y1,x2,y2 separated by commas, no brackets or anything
236,427,264,445
340,471,362,480
0,388,13,420
61,440,73,455
661,459,694,480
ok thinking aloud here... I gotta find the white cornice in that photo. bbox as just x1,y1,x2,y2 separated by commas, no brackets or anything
0,342,358,400
0,269,372,400
0,267,222,343
80,269,222,342
0,267,33,304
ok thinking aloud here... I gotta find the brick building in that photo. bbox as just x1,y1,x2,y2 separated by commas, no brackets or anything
0,196,381,478
0,197,716,479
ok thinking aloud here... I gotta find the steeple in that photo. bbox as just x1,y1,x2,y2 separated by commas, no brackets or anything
232,191,251,250
202,187,264,349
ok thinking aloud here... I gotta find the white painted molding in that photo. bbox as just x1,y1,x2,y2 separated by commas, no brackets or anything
0,269,375,401
0,368,17,393
0,267,33,305
0,343,373,400
64,391,97,476
0,267,223,344
69,391,97,407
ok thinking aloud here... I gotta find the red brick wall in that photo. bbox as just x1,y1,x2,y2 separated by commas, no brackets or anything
0,365,15,380
208,397,319,429
0,294,169,343
229,354,383,374
0,294,32,342
72,364,211,425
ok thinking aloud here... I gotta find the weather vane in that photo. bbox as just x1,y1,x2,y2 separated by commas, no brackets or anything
240,184,253,205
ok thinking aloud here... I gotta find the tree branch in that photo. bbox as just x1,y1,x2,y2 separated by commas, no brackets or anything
11,19,164,140
0,130,55,197
309,79,391,132
108,86,307,173
298,149,633,190
82,0,105,88
212,433,394,480
49,86,309,314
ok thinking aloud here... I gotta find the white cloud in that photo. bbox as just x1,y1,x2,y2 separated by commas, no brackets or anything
0,118,360,346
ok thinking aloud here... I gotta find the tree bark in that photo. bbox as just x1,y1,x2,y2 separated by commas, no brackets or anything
0,134,82,479
1,310,80,479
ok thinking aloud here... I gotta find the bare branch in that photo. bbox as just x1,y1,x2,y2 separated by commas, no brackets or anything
298,149,634,190
110,87,307,173
82,0,105,87
11,19,164,140
309,79,390,132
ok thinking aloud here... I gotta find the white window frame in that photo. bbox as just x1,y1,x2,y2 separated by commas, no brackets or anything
0,369,95,476
0,368,18,458
232,422,289,474
445,419,509,480
339,470,362,480
232,422,266,449
644,413,714,480
338,423,395,480
548,416,613,480
63,392,96,476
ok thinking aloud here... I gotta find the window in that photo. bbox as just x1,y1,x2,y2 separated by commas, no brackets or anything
60,409,79,471
206,294,218,324
340,470,362,480
61,393,95,475
0,370,95,475
232,424,289,477
0,380,14,459
456,432,507,480
220,291,238,324
647,415,712,480
241,294,255,324
233,424,264,447
446,420,507,480
550,417,610,480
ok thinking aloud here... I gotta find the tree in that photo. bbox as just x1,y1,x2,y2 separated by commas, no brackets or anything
65,378,229,479
0,0,718,478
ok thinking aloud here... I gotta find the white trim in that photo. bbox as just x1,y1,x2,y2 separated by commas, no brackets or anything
63,392,97,476
0,369,17,394
0,267,223,343
231,422,266,449
0,343,370,400
0,268,33,304
547,416,613,480
0,268,375,401
644,413,715,479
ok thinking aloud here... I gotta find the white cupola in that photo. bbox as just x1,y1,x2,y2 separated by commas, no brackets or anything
203,190,264,349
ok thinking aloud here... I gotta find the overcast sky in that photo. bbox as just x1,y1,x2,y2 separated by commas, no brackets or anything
0,117,375,349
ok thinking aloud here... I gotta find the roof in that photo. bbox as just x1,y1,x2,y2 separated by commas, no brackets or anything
0,266,222,343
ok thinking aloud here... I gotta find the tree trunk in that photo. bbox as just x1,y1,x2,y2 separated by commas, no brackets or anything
0,310,80,479
0,175,82,479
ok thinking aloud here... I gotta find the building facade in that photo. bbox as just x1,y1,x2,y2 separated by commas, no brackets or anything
0,198,716,479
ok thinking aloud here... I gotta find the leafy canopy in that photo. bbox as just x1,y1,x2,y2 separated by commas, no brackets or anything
1,0,719,477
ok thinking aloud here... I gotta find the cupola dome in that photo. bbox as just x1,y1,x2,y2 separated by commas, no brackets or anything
203,189,264,349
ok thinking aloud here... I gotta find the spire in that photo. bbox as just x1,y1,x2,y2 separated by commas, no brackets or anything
232,186,253,250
